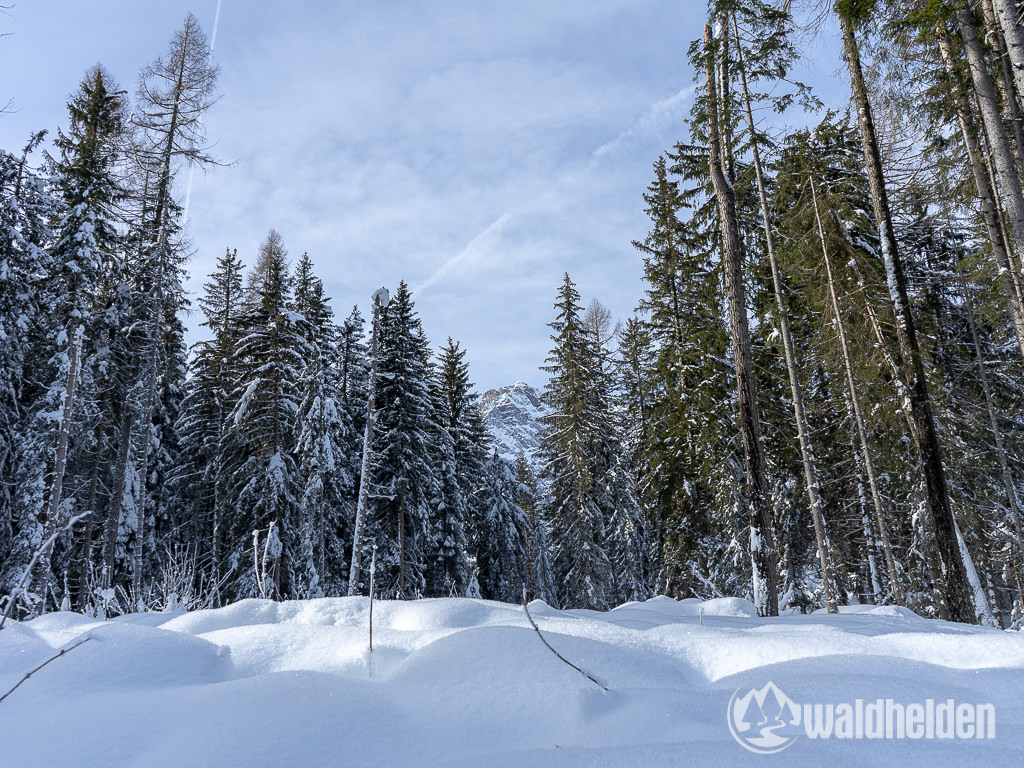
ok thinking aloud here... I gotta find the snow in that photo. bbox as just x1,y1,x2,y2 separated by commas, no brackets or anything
1,596,1022,766
480,381,548,466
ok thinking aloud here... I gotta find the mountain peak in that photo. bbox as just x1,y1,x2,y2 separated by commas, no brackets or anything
480,381,547,466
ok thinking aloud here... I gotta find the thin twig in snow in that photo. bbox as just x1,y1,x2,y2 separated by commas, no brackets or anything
522,592,606,691
0,636,92,705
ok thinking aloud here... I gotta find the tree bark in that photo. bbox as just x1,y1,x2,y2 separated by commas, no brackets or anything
103,408,134,591
29,327,84,614
981,0,1024,168
938,29,1024,360
956,5,1024,261
813,180,904,605
839,12,976,623
348,295,384,596
732,14,835,613
957,269,1024,579
991,0,1024,125
704,23,778,617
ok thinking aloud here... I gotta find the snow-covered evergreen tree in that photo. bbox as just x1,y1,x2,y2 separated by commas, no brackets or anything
220,230,308,600
365,282,434,599
4,67,126,614
539,274,615,610
293,254,355,597
172,247,246,604
0,134,55,573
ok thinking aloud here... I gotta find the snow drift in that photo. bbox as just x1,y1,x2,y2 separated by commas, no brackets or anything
1,596,1022,766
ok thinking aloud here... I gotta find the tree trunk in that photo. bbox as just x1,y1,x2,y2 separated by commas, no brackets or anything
398,492,407,599
813,180,904,606
103,408,135,591
348,296,384,596
991,0,1024,123
704,23,778,617
956,5,1024,260
957,269,1024,576
76,416,106,611
937,28,1024,360
732,13,835,613
839,12,976,623
29,327,84,614
981,0,1024,167
954,518,998,626
856,465,884,602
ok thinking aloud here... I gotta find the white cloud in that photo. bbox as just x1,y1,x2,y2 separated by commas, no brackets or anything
593,84,697,158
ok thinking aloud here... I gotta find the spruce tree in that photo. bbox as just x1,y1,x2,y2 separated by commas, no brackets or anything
293,256,355,597
4,67,126,613
365,282,434,599
220,230,308,600
539,274,614,609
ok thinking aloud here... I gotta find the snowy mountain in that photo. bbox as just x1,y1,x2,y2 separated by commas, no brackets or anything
479,381,548,466
3,597,1020,766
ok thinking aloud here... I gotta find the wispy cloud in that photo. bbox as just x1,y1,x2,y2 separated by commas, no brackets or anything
593,84,696,158
414,212,514,295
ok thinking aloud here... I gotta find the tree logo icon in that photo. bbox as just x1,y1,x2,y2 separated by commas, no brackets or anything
727,681,802,754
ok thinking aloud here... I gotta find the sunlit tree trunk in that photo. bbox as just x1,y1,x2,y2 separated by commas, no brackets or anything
839,10,976,622
704,23,778,616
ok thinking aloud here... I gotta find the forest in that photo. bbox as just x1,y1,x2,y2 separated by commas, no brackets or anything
3,1,1024,630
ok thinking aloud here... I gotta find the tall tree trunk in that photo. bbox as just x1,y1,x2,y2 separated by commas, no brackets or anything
991,0,1024,120
76,415,106,611
103,408,135,592
957,269,1024,577
704,23,778,617
919,496,951,621
856,464,884,602
975,519,1006,628
954,517,998,626
398,493,407,599
956,5,1024,259
29,327,84,614
839,12,976,623
813,180,904,605
731,14,835,613
938,28,1024,360
348,294,385,596
981,0,1024,167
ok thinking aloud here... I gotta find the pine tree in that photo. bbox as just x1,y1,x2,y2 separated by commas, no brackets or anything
220,230,308,600
700,19,778,617
4,66,126,614
515,452,557,605
293,255,355,597
474,451,530,602
837,0,977,623
121,13,219,603
0,134,54,571
172,247,245,604
633,155,740,599
539,274,614,609
365,282,435,599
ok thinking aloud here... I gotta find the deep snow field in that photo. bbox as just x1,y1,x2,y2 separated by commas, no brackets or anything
1,596,1022,766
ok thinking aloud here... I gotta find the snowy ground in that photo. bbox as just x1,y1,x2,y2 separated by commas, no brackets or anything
1,596,1022,766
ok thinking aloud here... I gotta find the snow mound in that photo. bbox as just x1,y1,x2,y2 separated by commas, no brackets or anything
1,596,1021,766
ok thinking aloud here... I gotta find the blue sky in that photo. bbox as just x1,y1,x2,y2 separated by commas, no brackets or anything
0,1,845,391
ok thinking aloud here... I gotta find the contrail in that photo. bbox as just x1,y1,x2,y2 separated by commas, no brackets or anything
210,0,222,52
592,84,696,159
183,0,223,225
414,213,513,295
